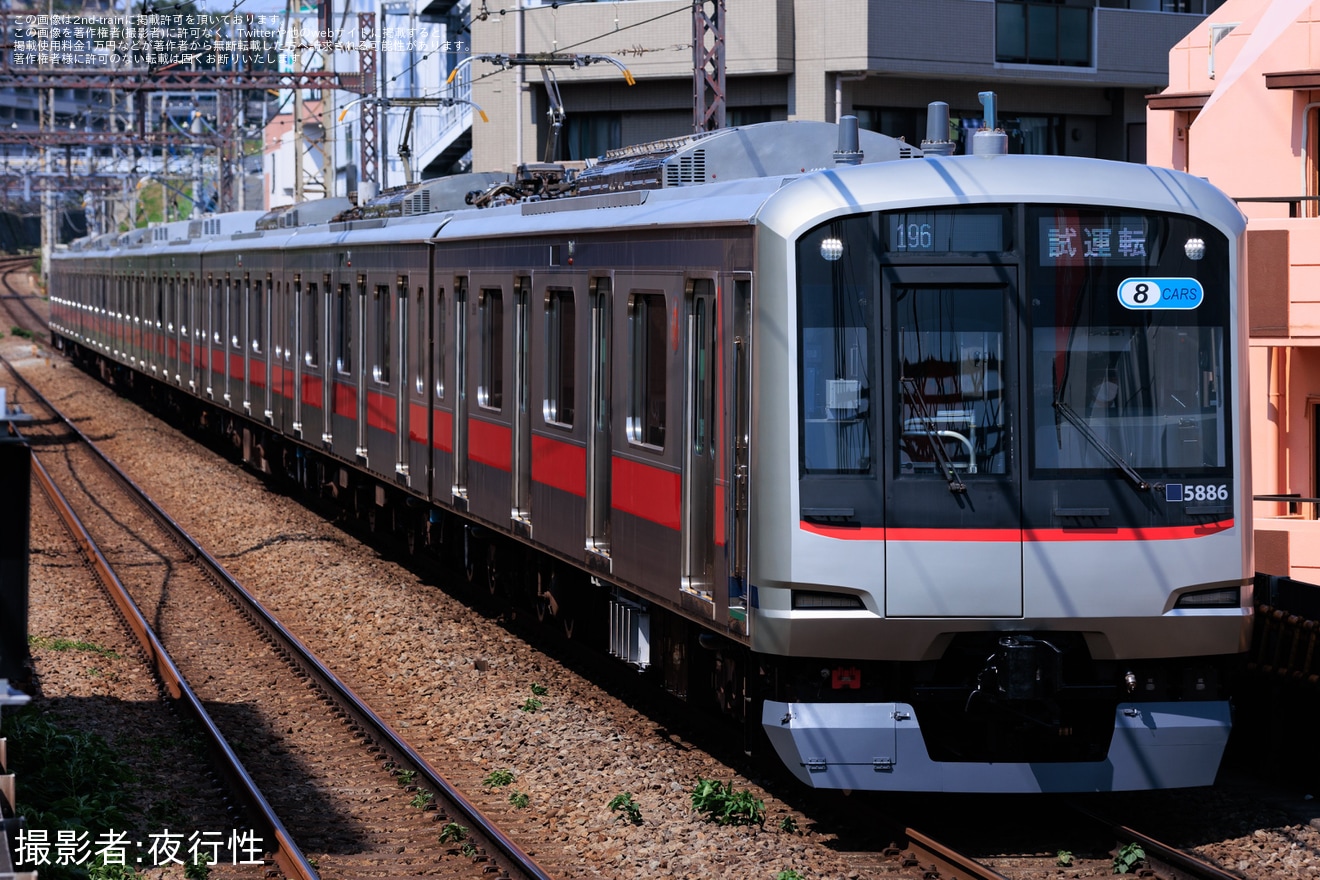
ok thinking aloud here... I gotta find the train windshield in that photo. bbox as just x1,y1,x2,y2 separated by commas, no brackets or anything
1027,207,1230,477
795,205,1233,503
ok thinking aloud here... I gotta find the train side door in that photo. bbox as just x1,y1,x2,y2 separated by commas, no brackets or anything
512,276,532,530
321,274,334,443
238,273,250,411
258,274,273,422
405,279,431,491
299,275,323,441
355,273,369,459
681,277,718,613
728,276,752,634
132,274,143,369
394,275,410,482
271,276,292,427
882,265,1022,618
452,276,469,504
186,274,200,393
291,274,305,436
208,274,222,398
224,273,238,406
176,275,187,387
585,277,612,564
328,275,354,449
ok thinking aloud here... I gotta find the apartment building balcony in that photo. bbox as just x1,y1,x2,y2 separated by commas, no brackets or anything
1241,209,1320,584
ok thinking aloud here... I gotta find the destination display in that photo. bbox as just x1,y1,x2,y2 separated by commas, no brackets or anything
1039,216,1156,266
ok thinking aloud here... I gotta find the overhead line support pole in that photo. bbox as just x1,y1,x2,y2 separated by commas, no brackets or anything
692,0,726,132
359,12,378,193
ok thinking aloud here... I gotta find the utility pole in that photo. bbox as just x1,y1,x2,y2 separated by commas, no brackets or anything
692,0,725,132
292,12,306,204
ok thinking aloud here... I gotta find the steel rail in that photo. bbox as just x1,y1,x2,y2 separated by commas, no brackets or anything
902,827,1012,880
1070,803,1245,880
19,420,319,880
8,362,556,880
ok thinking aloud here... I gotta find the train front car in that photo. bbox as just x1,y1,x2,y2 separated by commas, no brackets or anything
752,154,1250,793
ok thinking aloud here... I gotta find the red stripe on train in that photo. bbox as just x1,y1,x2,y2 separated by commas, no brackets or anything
532,434,585,497
301,374,322,408
469,418,511,471
366,389,395,432
432,408,453,452
799,520,1234,541
1024,521,1233,540
333,381,355,417
613,457,680,531
799,521,886,540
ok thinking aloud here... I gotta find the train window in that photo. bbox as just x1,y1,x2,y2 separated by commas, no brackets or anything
435,288,445,399
211,277,223,344
252,277,265,354
372,285,391,385
1026,207,1231,474
688,279,717,458
335,283,352,374
230,277,242,349
627,292,667,449
155,278,164,328
544,287,575,427
895,286,1008,477
414,286,426,396
797,216,875,475
478,287,504,410
305,282,320,367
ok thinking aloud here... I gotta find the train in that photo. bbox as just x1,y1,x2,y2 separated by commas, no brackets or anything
48,95,1252,793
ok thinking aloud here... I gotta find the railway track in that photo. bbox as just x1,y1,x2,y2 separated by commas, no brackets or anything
4,360,555,880
811,796,1252,880
0,254,43,336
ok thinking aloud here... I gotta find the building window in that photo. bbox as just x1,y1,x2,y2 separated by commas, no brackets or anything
479,287,504,410
996,1,1091,67
1096,0,1226,10
563,112,621,161
545,288,575,427
728,107,774,127
858,107,1065,155
627,292,666,449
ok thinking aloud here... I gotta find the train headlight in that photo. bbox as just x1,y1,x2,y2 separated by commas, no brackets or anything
1184,237,1206,260
1174,586,1240,608
820,237,844,261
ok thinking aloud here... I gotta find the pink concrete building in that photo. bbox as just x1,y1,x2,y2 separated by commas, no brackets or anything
1149,0,1320,581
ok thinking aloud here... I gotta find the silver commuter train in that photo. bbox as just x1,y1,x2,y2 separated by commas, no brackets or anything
49,100,1251,793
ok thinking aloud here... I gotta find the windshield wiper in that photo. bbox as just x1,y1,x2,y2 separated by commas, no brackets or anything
1052,400,1155,492
900,377,966,494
